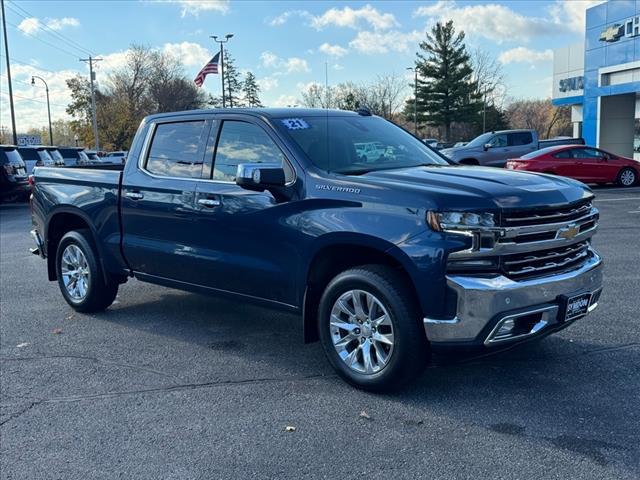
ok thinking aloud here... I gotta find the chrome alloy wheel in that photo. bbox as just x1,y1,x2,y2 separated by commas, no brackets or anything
620,169,636,186
61,244,90,301
329,289,395,374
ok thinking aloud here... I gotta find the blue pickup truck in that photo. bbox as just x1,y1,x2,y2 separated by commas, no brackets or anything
30,108,603,391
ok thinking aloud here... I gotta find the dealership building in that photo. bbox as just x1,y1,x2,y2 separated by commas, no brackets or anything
553,0,640,159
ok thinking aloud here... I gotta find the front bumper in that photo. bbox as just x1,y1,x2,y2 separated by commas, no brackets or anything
424,252,603,346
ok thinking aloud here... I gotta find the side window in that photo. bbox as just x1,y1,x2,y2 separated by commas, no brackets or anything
508,132,533,146
489,134,508,147
213,121,290,182
573,148,603,159
553,149,574,159
145,120,208,178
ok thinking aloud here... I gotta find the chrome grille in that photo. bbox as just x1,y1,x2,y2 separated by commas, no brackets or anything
501,199,593,227
501,241,592,279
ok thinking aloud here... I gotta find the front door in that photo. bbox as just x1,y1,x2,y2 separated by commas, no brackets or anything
121,116,214,282
190,116,300,306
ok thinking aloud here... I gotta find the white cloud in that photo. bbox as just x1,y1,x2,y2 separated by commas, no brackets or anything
498,47,553,65
318,43,348,58
311,4,398,31
267,10,312,27
17,18,41,35
349,30,422,55
162,42,211,66
549,0,604,34
257,76,279,92
47,17,80,30
270,94,299,107
17,16,80,35
260,51,310,74
414,1,555,43
414,0,605,44
161,0,230,18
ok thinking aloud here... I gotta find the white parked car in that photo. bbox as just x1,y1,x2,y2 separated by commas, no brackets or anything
105,151,128,164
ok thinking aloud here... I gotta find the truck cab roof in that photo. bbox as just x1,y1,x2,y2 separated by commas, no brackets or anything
144,108,364,123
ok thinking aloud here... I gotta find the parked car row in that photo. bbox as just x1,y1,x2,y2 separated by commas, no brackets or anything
437,129,638,187
0,144,128,202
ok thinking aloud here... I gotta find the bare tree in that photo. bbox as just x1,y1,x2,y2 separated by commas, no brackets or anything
505,99,572,138
470,48,507,108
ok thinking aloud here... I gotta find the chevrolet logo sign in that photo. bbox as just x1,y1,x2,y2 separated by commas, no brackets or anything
556,224,580,240
600,24,624,42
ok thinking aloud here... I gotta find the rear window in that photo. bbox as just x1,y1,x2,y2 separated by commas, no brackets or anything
0,148,25,166
508,132,533,146
520,146,566,159
17,148,39,160
47,149,64,162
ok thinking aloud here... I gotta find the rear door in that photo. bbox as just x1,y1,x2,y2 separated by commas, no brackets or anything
121,115,214,282
507,132,536,161
189,114,299,305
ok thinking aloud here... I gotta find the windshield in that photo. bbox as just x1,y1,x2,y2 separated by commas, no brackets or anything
276,115,448,174
48,149,64,162
78,151,90,162
465,132,496,148
37,150,53,163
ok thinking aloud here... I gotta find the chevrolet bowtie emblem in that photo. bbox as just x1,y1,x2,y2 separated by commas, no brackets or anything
556,224,580,240
600,24,624,42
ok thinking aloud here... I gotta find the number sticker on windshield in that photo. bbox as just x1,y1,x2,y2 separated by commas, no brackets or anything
281,118,309,130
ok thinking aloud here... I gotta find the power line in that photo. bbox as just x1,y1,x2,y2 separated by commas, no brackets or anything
5,0,94,58
0,54,60,74
12,92,68,108
5,19,81,60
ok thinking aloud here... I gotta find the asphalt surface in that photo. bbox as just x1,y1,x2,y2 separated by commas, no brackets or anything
1,186,639,480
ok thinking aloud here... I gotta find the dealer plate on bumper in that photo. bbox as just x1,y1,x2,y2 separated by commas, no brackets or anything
563,292,592,321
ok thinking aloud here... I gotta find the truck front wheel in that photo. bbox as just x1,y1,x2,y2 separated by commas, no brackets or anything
318,265,428,391
55,229,118,312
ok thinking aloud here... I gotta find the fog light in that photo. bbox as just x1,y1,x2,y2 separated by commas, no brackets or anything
496,319,515,337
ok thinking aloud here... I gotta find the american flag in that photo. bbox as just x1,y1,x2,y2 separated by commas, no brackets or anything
194,52,220,87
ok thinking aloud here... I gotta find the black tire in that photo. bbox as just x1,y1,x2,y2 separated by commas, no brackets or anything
55,229,118,312
318,265,428,392
617,167,637,187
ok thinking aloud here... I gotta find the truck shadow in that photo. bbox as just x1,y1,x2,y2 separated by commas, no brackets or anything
98,287,638,470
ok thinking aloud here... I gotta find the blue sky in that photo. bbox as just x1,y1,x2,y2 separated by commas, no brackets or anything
1,0,602,131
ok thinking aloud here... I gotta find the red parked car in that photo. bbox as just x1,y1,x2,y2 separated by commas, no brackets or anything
505,145,639,187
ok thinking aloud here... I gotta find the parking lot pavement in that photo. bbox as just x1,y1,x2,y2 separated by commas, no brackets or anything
1,187,639,480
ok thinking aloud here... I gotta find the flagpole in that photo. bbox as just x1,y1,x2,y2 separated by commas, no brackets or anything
211,34,233,108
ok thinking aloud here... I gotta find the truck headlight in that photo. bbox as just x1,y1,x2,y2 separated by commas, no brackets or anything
427,211,496,232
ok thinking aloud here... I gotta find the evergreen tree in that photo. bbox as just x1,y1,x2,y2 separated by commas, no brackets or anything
412,21,480,141
242,72,263,107
222,51,243,107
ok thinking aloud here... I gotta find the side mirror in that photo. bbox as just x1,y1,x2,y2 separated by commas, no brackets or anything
235,163,286,192
483,143,492,151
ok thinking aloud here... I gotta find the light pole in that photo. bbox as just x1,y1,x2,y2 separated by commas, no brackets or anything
31,76,53,145
210,33,234,108
406,67,418,136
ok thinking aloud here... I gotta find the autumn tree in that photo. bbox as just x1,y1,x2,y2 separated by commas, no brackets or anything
505,99,572,138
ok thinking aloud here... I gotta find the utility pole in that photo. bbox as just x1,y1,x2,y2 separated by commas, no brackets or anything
31,76,53,145
1,0,18,144
211,34,233,108
482,85,487,133
407,67,418,135
80,56,102,150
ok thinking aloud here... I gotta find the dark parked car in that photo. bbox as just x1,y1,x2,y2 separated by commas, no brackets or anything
17,146,55,174
57,147,91,166
39,146,65,166
1,145,30,202
506,145,639,187
30,108,603,391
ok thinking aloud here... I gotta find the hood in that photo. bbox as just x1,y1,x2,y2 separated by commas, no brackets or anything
440,145,477,159
357,165,592,211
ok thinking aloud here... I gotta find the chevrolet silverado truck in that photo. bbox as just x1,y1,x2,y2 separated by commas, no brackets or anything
30,108,603,391
441,129,584,167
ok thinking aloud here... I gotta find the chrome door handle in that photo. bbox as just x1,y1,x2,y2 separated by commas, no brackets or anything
125,191,144,200
197,198,221,207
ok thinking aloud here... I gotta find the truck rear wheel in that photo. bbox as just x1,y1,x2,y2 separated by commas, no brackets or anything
318,265,428,392
55,229,118,312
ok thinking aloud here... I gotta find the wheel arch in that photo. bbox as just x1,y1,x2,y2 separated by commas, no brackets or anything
301,235,421,344
45,207,109,284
